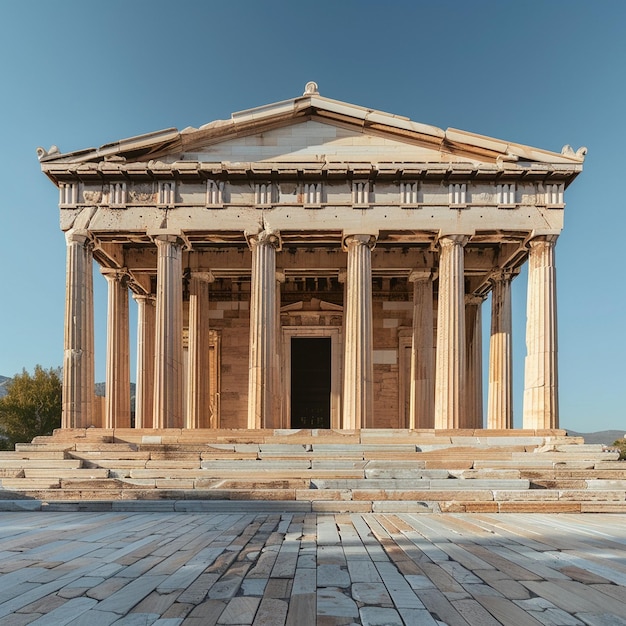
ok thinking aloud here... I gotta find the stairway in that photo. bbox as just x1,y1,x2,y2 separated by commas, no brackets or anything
0,428,624,513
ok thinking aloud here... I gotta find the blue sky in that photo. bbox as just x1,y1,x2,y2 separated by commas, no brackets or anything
0,1,624,432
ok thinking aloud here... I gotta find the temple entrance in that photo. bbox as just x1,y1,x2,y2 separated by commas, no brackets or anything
290,337,331,429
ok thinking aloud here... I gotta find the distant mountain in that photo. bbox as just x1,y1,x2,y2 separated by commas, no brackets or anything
566,429,625,445
0,375,11,399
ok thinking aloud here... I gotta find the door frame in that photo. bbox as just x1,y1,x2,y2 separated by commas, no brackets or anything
282,326,342,430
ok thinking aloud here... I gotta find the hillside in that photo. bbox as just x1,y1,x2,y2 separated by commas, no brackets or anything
0,376,11,399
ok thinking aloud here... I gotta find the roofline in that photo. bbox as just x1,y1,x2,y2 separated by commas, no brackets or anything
37,83,587,169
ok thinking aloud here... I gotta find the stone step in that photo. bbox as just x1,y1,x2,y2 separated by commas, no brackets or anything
0,459,82,469
0,450,68,460
69,451,151,460
3,427,621,512
311,478,531,490
0,478,61,489
23,468,110,479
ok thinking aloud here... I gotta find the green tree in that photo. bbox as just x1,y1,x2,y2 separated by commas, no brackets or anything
0,366,62,450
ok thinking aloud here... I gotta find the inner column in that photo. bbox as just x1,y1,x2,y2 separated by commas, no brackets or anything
465,295,484,429
342,234,375,429
186,272,213,429
434,235,468,429
409,270,434,429
488,270,514,429
247,229,280,429
102,269,131,429
153,234,184,429
134,294,156,429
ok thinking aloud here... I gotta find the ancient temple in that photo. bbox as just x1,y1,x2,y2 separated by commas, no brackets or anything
38,82,585,433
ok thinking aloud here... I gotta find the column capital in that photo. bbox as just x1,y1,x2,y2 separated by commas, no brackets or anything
100,267,129,284
245,228,281,250
152,232,185,245
132,293,156,305
275,270,286,283
465,293,486,306
408,270,434,283
438,234,470,248
489,268,519,284
527,234,558,249
190,271,215,283
65,229,91,246
342,233,377,251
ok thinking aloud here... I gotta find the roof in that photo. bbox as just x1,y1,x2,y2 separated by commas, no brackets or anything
38,81,586,180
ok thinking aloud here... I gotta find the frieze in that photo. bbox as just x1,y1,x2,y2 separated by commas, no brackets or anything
129,183,156,204
82,189,102,204
63,180,555,211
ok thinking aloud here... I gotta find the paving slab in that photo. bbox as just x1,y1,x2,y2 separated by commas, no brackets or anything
0,512,624,624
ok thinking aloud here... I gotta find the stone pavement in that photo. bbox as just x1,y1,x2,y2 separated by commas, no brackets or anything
0,511,626,625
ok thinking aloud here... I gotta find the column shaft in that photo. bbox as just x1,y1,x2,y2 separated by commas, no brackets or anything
465,296,484,429
247,231,280,428
62,230,95,428
134,294,156,428
434,235,468,429
342,235,375,429
523,237,559,429
153,236,184,428
274,272,285,428
103,270,131,429
186,274,212,429
409,272,434,428
488,272,513,428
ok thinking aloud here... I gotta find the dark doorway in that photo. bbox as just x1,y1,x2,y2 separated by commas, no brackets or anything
290,337,331,429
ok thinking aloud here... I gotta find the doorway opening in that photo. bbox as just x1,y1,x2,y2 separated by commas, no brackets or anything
290,337,331,429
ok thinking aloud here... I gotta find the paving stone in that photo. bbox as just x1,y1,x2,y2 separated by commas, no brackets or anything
576,614,626,626
316,587,359,617
94,575,168,614
285,593,315,626
292,568,316,594
217,596,260,624
351,582,392,606
317,564,350,588
105,614,160,625
0,510,625,624
397,607,440,625
359,606,403,625
65,611,120,626
252,598,288,626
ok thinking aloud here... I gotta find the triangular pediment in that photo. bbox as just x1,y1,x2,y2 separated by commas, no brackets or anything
38,83,586,173
281,298,343,313
166,119,477,165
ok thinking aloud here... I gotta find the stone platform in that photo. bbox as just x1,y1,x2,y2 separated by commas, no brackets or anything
1,429,624,513
0,510,625,624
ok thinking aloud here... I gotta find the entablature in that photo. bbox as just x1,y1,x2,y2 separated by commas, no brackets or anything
54,176,572,219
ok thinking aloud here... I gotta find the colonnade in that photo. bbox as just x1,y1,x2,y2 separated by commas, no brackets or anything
61,229,559,431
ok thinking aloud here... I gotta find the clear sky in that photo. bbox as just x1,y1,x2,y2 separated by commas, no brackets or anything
1,1,624,432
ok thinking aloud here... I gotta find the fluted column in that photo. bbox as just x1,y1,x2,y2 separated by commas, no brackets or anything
186,272,213,429
275,271,286,428
247,230,280,429
153,235,184,428
134,294,156,428
434,235,468,429
488,271,514,429
102,269,131,429
62,229,95,428
408,271,434,429
342,234,375,429
465,295,484,429
523,236,559,429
